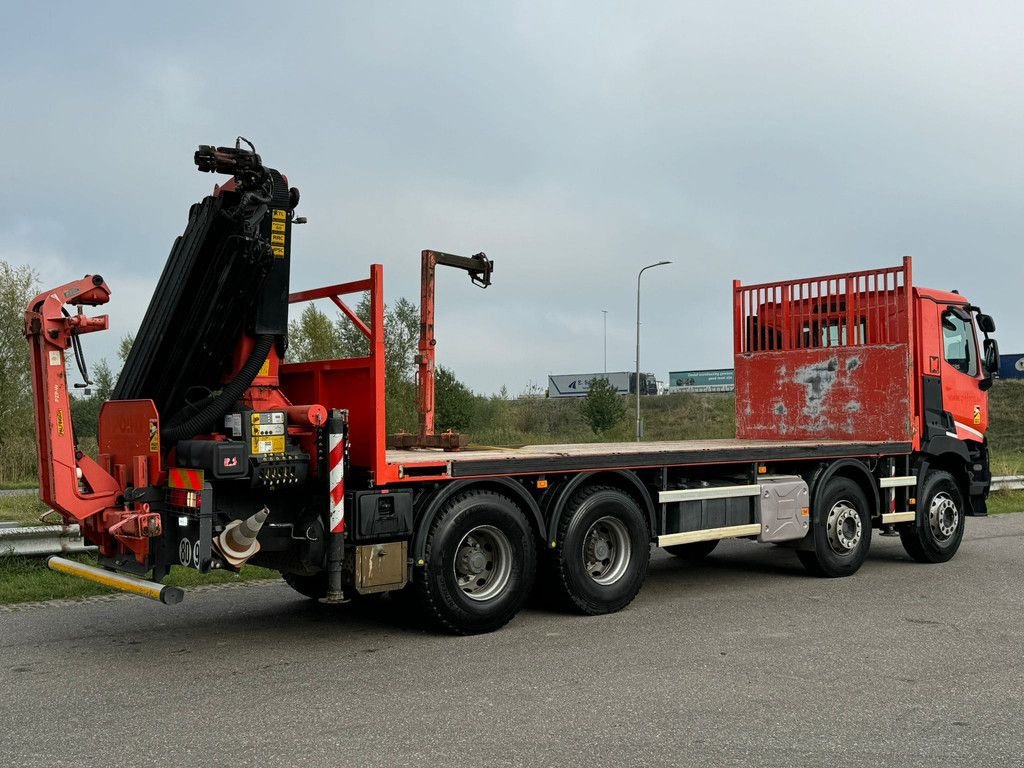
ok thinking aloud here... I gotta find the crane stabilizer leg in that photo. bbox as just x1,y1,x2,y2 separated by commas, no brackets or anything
47,556,184,605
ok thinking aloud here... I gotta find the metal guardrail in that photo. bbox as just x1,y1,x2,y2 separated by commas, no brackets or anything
992,475,1024,491
0,477,1020,558
0,522,96,557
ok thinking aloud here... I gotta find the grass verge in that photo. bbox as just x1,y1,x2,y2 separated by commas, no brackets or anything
986,491,1022,516
0,494,52,526
0,554,279,605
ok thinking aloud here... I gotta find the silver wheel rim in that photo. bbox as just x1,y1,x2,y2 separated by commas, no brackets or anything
929,492,959,542
826,500,862,555
582,516,631,585
453,525,513,601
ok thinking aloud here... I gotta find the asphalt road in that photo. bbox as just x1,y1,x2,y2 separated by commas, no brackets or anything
2,515,1022,768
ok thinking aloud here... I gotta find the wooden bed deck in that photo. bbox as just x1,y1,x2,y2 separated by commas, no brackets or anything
385,438,913,479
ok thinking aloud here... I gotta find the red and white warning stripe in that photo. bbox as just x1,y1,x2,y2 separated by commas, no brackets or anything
328,431,345,534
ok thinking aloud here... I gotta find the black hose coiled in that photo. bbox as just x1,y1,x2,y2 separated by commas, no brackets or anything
161,334,275,443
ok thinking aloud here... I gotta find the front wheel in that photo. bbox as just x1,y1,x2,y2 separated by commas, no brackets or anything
797,477,872,578
415,489,536,634
899,470,965,563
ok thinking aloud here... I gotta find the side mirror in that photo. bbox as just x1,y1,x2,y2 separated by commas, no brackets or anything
980,338,1000,389
977,313,996,334
984,338,1000,374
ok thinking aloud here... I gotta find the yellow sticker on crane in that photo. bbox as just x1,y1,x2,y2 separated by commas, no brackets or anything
56,409,65,436
271,233,286,245
258,359,271,377
271,221,286,233
251,436,285,454
272,246,285,258
272,209,287,220
149,419,160,452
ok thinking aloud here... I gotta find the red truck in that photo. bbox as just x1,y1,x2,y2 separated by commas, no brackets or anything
25,143,1000,633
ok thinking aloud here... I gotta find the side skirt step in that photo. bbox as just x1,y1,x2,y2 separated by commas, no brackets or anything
658,524,762,548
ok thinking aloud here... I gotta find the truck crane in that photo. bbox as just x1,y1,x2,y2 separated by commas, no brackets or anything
25,141,1000,633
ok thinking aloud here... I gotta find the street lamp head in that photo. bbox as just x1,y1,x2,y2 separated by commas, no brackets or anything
639,260,672,275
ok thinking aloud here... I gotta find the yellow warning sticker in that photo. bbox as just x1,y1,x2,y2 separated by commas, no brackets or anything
271,233,286,245
272,246,285,258
149,419,160,452
271,221,286,233
251,436,285,455
258,359,271,377
57,409,65,436
272,209,287,220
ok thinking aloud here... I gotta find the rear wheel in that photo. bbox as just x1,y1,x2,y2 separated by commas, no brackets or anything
549,485,650,615
664,539,719,560
415,489,536,634
283,572,327,600
797,477,872,578
899,470,965,563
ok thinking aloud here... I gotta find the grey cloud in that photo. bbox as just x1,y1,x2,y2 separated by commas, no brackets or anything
1,1,1020,392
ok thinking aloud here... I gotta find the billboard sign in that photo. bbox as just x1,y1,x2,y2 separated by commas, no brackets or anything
669,368,735,393
548,372,631,398
999,354,1024,380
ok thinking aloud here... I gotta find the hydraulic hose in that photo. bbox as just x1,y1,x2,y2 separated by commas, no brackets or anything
161,334,275,443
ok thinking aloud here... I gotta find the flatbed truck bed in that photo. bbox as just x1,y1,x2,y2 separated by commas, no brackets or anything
386,438,914,479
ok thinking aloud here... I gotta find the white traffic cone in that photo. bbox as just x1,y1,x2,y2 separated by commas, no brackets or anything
213,507,268,568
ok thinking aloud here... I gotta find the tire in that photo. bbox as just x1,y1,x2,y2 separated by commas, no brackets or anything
548,485,650,615
797,477,872,578
664,539,720,560
283,572,327,600
415,489,536,635
899,470,965,564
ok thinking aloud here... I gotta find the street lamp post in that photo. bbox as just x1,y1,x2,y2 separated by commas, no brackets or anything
635,261,671,441
602,310,608,373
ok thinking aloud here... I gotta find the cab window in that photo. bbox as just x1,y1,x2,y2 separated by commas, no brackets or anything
941,310,978,376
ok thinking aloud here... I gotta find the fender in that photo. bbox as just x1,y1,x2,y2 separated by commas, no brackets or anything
808,458,880,524
543,470,657,546
919,435,970,465
914,446,978,515
411,477,545,564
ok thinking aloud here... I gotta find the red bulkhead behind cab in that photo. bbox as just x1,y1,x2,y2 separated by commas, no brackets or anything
733,259,917,444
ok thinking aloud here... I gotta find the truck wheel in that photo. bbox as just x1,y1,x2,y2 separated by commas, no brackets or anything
549,486,650,615
664,539,719,560
899,470,965,563
797,477,872,578
283,572,327,600
415,490,536,634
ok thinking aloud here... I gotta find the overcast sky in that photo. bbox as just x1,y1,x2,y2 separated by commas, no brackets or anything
2,2,1021,394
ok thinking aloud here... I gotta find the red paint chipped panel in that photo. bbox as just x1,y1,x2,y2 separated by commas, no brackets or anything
736,346,912,442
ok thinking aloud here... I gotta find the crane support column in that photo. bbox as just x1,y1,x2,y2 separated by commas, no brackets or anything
390,250,492,451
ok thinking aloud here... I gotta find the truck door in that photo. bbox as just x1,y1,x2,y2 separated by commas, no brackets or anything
938,306,987,442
